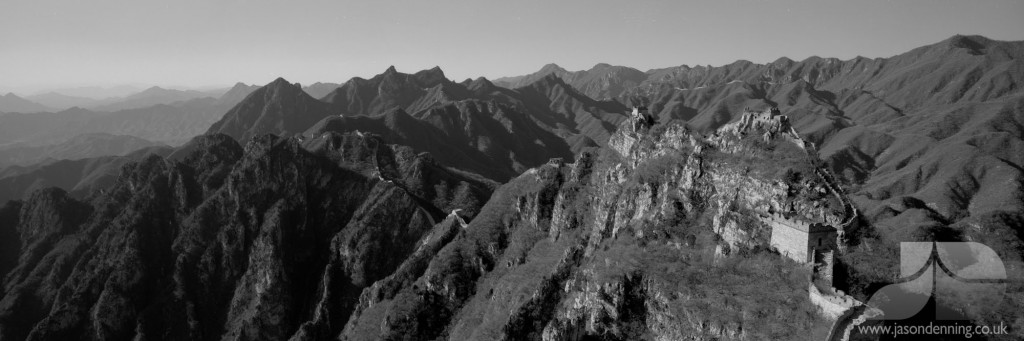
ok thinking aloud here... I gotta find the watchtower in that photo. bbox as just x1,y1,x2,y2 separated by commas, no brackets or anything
768,213,838,263
630,106,656,131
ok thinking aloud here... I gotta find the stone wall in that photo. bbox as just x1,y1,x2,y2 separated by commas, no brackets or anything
769,212,838,264
808,282,861,319
810,229,838,258
769,219,810,263
815,250,835,285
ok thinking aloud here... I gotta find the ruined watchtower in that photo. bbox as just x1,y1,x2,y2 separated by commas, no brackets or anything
630,106,656,132
768,213,837,263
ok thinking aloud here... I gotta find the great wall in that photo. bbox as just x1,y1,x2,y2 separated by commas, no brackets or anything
717,107,873,340
564,107,875,339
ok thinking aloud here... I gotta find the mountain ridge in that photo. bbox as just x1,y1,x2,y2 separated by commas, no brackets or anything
0,33,1022,340
0,93,52,113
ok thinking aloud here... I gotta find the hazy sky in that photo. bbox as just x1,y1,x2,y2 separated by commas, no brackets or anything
2,0,1022,94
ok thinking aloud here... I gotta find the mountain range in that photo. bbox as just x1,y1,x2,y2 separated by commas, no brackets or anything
206,66,633,181
494,63,648,100
0,34,1021,340
0,83,260,147
0,133,165,168
32,85,147,100
10,84,254,113
86,86,214,112
0,93,52,113
494,35,1024,239
23,92,100,110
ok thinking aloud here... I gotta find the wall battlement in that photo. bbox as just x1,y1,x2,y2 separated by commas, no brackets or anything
808,280,861,319
767,212,833,233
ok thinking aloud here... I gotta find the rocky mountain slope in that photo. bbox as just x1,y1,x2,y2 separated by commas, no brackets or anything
502,35,1024,260
0,132,494,340
305,103,574,182
210,68,628,180
1,34,1022,340
321,66,451,116
0,109,840,340
620,36,1024,257
0,145,173,204
207,78,332,143
339,111,855,340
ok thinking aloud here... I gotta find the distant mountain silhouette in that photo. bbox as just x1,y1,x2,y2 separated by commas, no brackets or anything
303,82,342,99
39,85,145,99
494,63,647,100
0,144,172,203
321,66,452,116
0,133,165,168
215,82,262,107
0,93,52,113
493,63,569,88
0,85,258,146
24,92,99,110
88,86,212,111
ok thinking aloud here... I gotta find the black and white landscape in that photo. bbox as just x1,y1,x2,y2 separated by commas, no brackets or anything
1,1,1022,340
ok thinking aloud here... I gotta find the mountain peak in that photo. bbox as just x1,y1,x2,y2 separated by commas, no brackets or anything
207,76,328,142
219,82,260,104
384,65,398,74
264,77,304,93
413,65,446,77
539,63,566,74
944,34,991,54
414,66,447,83
772,57,794,65
133,86,170,97
468,77,496,91
57,106,94,116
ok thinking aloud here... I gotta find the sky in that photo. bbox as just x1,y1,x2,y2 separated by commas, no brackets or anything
2,0,1022,95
